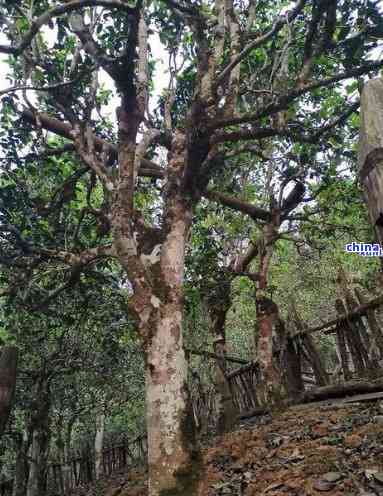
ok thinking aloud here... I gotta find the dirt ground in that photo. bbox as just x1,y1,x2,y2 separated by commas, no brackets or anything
73,400,383,496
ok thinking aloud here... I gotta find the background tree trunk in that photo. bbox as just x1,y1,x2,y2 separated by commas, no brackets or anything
63,420,75,494
206,279,237,434
12,430,30,496
26,378,51,496
256,296,281,405
282,330,304,397
253,215,283,405
0,346,18,439
94,410,105,479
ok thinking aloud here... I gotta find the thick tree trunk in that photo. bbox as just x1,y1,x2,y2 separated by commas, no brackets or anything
26,378,51,496
0,346,18,439
358,77,383,245
94,411,105,479
144,169,200,495
113,118,201,493
129,131,202,494
254,218,281,406
146,306,199,496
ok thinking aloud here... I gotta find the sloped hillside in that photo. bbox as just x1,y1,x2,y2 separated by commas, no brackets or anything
73,399,383,496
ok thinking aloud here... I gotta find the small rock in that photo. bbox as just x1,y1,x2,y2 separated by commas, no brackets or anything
313,479,335,492
323,472,342,483
231,462,242,472
264,433,284,448
374,415,383,424
312,424,329,438
344,434,362,448
329,425,343,432
350,414,370,426
329,414,338,424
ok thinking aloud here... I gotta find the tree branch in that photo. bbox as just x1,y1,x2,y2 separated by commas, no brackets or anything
0,0,136,55
215,0,306,86
212,61,382,130
204,190,271,222
212,101,360,145
0,78,81,98
20,109,165,178
36,244,116,266
161,0,202,16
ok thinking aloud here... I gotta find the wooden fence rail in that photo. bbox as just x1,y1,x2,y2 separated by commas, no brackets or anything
227,361,260,412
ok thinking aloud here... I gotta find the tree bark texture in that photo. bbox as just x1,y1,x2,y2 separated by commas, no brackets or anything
206,279,237,434
359,77,383,244
94,411,105,479
0,346,18,439
335,325,352,381
26,378,51,496
255,218,281,405
12,430,30,496
116,132,201,496
300,377,383,403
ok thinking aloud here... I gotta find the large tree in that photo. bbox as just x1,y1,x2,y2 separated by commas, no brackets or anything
0,0,382,494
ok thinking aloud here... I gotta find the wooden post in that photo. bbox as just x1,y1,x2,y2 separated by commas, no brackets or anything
345,292,372,354
301,334,329,386
290,302,329,386
335,323,352,381
355,287,383,359
336,269,372,372
359,77,383,246
335,298,366,375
